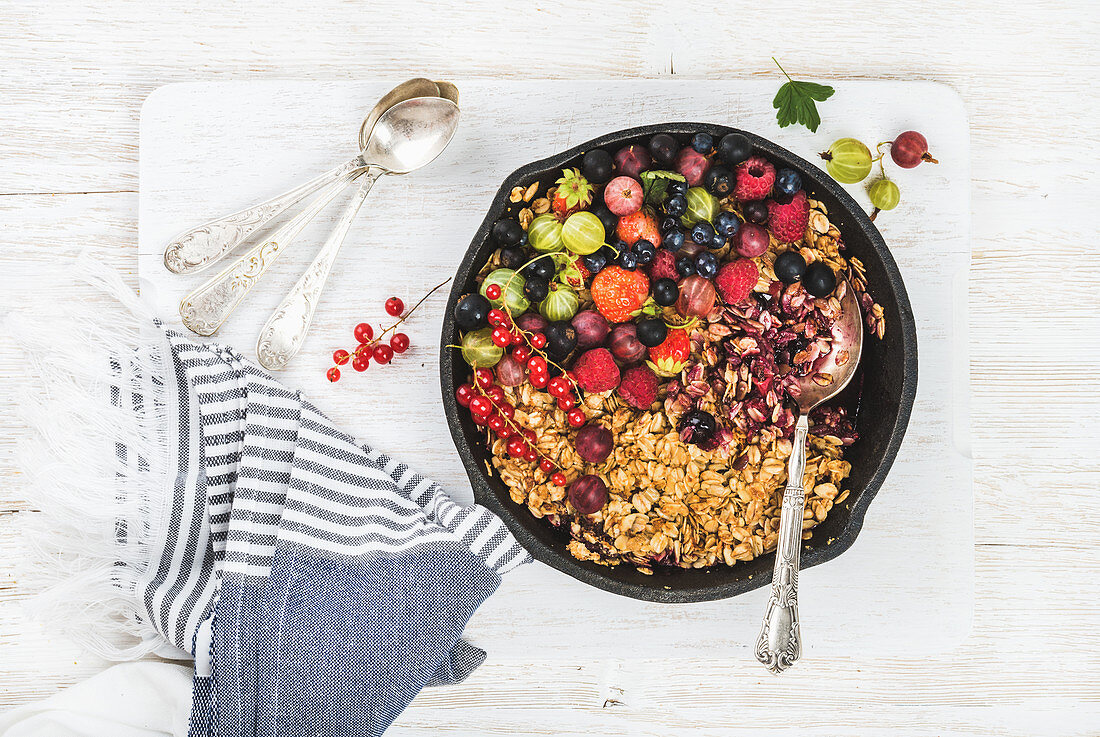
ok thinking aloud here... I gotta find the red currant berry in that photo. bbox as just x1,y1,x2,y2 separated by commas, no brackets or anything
494,424,512,439
522,429,537,444
567,408,586,427
484,385,505,405
354,322,374,343
509,331,523,345
352,355,369,372
491,327,512,347
527,356,547,374
497,402,514,419
385,296,404,316
333,349,351,365
538,458,555,473
530,372,549,389
512,345,530,363
455,383,475,407
472,412,489,426
372,344,394,364
506,436,527,458
326,367,341,382
557,396,575,411
390,333,410,353
550,472,567,487
529,333,547,349
547,376,571,399
523,447,538,463
474,368,494,388
469,396,493,419
488,308,508,327
487,414,506,433
485,284,502,301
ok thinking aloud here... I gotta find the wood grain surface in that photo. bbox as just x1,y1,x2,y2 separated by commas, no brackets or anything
1,1,1098,735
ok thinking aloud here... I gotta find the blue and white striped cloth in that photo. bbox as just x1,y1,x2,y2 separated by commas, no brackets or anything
111,325,530,736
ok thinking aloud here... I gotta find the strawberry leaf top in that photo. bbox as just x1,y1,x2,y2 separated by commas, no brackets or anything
771,57,834,133
554,168,594,210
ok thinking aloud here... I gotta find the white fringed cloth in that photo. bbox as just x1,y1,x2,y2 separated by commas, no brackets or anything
7,259,529,736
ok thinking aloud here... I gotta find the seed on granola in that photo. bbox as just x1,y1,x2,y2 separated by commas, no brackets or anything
509,186,525,203
813,372,834,386
531,197,550,214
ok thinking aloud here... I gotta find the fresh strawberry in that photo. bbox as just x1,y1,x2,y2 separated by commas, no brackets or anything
616,209,662,247
766,190,809,243
648,248,680,283
647,327,691,377
552,168,594,217
715,258,759,305
733,156,776,201
591,266,650,323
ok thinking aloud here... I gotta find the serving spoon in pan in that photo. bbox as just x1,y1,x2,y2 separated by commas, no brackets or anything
755,278,864,674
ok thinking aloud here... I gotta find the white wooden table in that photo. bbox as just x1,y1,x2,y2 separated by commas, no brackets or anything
1,2,1098,735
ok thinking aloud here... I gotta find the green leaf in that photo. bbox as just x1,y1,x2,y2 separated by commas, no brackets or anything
640,169,687,205
771,59,834,133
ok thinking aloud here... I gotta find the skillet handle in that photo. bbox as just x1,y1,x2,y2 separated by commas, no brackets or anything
755,412,808,674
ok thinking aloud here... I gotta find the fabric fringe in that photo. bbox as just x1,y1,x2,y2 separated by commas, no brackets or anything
6,253,176,660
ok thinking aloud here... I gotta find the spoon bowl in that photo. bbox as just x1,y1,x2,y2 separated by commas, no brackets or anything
792,281,864,413
363,96,461,174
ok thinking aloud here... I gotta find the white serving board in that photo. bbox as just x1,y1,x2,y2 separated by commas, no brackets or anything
139,80,972,659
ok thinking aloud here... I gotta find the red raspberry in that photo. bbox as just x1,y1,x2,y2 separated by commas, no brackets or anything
733,156,776,201
572,348,621,393
766,190,809,243
714,258,759,305
647,248,680,283
617,365,660,409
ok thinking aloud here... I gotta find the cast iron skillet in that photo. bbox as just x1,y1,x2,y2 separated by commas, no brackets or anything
440,124,917,603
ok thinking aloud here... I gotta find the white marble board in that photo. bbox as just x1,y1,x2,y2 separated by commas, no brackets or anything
138,80,972,659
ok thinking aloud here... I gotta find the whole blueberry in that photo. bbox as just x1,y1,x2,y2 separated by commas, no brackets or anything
636,318,668,348
599,244,618,263
665,194,688,217
715,211,741,238
582,251,607,275
691,132,713,154
803,262,837,297
744,201,769,225
492,218,524,246
775,168,802,197
667,179,689,197
695,251,718,279
593,206,618,236
704,166,733,197
619,250,638,270
633,239,656,265
676,257,696,277
708,231,727,250
523,277,550,302
652,278,679,306
664,228,686,251
522,258,554,281
454,293,491,331
582,149,614,184
691,221,716,245
499,246,527,270
774,250,807,284
718,133,751,165
660,215,680,233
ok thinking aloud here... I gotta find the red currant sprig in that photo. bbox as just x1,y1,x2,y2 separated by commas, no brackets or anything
326,278,450,382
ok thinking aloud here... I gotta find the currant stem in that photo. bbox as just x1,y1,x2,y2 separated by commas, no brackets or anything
772,57,793,82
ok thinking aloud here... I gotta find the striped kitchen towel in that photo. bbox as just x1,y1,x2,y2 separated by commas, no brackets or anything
9,259,530,737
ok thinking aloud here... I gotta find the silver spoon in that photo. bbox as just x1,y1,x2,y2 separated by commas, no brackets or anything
179,96,459,337
255,91,459,369
163,78,441,275
755,279,864,674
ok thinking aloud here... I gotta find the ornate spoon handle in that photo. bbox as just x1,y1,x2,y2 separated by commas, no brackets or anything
163,158,366,275
178,175,352,336
256,167,384,370
756,412,809,674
